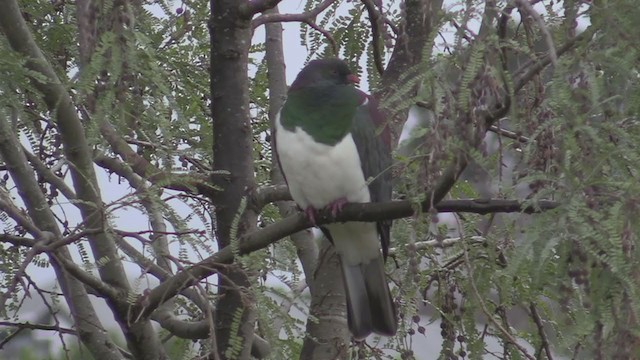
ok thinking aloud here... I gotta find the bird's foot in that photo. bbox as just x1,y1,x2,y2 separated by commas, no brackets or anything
304,206,317,226
326,197,348,218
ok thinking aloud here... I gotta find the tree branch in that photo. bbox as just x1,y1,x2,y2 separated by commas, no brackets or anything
389,235,486,255
137,197,558,318
22,145,77,201
362,0,386,75
0,96,121,359
489,124,531,144
529,302,554,360
515,0,557,66
514,26,595,92
464,240,535,360
0,234,36,247
0,321,76,335
239,0,283,18
251,0,337,29
254,184,290,208
92,129,220,198
0,0,131,293
0,191,45,239
51,253,123,301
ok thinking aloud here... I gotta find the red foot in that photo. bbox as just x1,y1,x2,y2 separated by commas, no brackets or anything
326,197,348,218
304,206,317,226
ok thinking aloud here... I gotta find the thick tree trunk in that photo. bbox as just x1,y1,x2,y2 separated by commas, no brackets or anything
300,242,351,360
379,0,444,144
209,1,258,358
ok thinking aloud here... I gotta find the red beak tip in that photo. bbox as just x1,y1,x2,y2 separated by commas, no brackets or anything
348,74,360,84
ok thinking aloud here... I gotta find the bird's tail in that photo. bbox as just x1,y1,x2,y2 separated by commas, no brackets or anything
340,254,397,340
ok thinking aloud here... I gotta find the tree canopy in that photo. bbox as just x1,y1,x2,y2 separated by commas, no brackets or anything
0,0,639,359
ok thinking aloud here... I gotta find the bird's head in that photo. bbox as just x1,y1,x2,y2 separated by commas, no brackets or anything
290,58,360,91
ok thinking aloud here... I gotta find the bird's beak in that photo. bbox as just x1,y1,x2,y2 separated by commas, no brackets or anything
347,74,360,85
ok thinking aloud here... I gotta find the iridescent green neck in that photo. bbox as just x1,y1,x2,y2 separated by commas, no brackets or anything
281,85,360,146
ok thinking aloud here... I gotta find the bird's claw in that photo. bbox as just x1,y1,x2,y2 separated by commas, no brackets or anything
327,197,348,218
304,206,317,226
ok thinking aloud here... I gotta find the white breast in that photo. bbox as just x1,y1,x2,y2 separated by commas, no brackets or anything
275,111,381,265
275,112,370,210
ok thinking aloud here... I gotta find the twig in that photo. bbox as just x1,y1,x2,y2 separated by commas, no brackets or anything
389,235,485,255
123,136,160,149
462,240,535,360
93,152,219,197
305,20,338,55
451,19,476,44
239,0,283,18
413,103,531,144
24,274,71,356
489,124,531,143
529,302,554,360
515,0,557,66
0,231,56,314
362,0,386,75
43,228,103,251
514,26,595,92
22,145,77,201
251,0,338,55
0,192,46,238
270,280,307,337
0,321,76,335
251,0,337,29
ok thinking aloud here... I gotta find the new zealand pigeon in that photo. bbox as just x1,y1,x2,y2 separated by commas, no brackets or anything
274,58,397,339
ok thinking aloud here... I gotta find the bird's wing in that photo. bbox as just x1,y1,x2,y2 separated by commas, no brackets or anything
350,91,393,258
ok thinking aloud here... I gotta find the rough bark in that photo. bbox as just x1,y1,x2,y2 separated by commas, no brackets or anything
209,1,258,358
300,242,351,360
378,0,445,143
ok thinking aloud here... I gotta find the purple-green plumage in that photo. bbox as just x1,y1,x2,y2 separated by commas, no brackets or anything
274,58,397,339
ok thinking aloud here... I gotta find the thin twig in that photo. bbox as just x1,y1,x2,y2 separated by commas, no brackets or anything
270,280,307,335
462,242,535,360
529,302,554,360
0,321,76,334
0,192,46,238
305,20,338,55
515,0,557,66
389,235,485,255
514,26,594,91
251,0,337,29
489,124,531,143
362,0,386,75
0,232,56,314
24,274,71,357
22,145,77,201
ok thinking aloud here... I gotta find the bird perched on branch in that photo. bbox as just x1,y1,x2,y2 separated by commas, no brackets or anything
274,58,397,339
